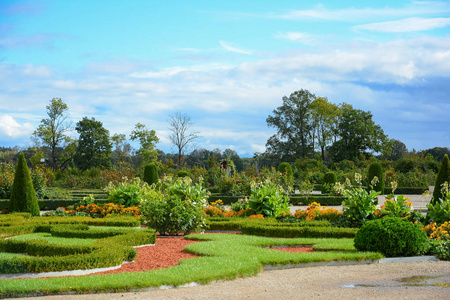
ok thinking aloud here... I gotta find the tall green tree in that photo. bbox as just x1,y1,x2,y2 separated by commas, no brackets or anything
310,97,342,161
74,117,112,170
9,153,40,216
266,89,315,161
328,103,388,162
130,123,159,166
32,98,72,171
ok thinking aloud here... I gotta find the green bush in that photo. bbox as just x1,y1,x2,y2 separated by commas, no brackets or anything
395,158,417,173
432,154,450,204
177,170,191,178
368,162,384,194
9,153,40,216
105,177,149,207
278,162,293,177
143,163,158,186
140,177,208,235
322,172,337,194
248,179,289,217
354,217,430,257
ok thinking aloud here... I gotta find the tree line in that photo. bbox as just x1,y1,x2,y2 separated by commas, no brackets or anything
1,92,449,173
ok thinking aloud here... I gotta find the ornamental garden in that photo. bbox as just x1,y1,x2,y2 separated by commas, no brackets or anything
0,153,449,297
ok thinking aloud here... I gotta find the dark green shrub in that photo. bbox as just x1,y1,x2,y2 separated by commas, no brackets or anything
368,162,384,193
177,170,190,178
395,158,417,173
9,153,40,216
278,162,293,177
143,163,158,186
432,154,450,204
322,172,337,194
354,217,430,257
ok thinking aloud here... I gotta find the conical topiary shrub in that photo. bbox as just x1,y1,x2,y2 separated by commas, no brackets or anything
9,153,40,216
432,154,450,204
368,162,384,194
143,163,159,186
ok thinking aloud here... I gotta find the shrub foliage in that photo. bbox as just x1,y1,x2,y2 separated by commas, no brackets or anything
354,217,430,257
9,153,40,216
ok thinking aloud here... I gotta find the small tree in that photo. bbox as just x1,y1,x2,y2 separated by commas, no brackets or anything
9,153,40,216
433,154,450,204
143,163,158,186
368,162,384,194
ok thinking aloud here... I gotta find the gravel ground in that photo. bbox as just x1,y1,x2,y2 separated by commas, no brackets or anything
15,261,450,300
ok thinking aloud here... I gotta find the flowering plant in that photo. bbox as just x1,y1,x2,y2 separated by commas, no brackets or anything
375,194,412,218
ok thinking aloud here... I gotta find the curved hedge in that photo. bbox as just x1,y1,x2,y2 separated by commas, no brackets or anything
0,220,155,274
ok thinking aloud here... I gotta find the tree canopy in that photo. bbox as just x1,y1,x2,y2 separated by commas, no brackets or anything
74,117,112,170
266,89,315,161
32,98,72,170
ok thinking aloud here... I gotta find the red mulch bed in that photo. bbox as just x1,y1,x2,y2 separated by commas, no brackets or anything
93,236,314,275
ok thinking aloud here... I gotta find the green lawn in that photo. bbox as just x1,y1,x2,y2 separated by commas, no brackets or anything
0,233,383,298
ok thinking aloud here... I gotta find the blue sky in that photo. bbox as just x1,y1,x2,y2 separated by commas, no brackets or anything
1,0,449,157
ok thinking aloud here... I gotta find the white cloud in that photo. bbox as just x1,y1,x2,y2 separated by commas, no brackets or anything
354,17,450,32
0,115,34,138
271,2,450,21
276,32,316,44
220,41,252,55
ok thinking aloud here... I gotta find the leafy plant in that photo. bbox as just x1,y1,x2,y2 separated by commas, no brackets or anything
104,177,149,207
368,162,384,193
140,176,209,235
248,178,289,217
334,173,380,227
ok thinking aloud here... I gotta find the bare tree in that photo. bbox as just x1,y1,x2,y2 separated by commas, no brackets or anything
168,112,200,168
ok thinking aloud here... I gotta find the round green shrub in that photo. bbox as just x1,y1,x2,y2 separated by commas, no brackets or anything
322,171,337,194
177,170,190,178
354,217,430,257
278,162,293,177
9,153,40,216
432,154,450,204
143,163,158,186
368,162,384,194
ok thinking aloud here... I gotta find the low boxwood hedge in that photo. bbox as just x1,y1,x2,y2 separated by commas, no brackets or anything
0,224,155,274
240,223,358,238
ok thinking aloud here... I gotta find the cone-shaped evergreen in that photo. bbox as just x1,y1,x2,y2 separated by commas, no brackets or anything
143,163,159,186
432,154,450,204
368,162,384,194
9,153,40,216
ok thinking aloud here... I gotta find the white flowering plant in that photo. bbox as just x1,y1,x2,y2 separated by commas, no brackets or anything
140,176,209,235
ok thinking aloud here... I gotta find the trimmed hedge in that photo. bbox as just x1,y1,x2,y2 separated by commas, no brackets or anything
0,223,155,273
240,223,358,238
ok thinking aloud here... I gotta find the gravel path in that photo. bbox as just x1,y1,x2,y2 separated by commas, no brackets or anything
16,261,450,300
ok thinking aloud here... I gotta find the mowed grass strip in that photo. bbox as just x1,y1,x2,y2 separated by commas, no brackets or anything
0,233,383,297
